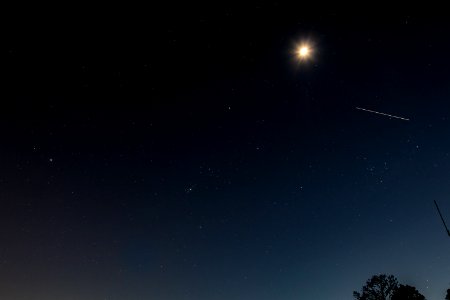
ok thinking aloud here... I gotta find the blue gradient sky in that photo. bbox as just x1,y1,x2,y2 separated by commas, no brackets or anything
2,7,450,300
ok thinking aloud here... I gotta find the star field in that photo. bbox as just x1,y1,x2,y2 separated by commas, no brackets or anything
2,7,450,300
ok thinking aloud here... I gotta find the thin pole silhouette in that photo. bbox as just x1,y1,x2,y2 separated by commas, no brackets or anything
434,200,450,237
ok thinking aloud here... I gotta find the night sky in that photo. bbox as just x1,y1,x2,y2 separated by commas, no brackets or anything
3,7,450,300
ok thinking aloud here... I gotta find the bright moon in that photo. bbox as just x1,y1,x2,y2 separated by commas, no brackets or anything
297,46,310,59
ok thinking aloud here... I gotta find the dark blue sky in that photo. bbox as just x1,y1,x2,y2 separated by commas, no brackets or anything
2,7,450,299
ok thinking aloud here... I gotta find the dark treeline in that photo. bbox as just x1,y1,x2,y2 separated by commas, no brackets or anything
353,274,450,299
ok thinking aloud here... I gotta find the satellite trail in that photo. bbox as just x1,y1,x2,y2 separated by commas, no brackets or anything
355,107,410,121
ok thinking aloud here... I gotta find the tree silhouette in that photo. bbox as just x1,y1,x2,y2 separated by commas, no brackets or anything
445,289,450,300
353,274,398,300
391,284,425,300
